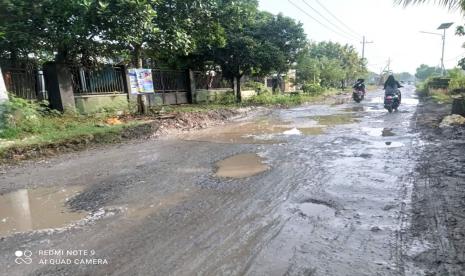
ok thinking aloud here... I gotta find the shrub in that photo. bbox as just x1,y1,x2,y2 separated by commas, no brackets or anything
302,82,324,95
0,96,51,138
242,81,271,95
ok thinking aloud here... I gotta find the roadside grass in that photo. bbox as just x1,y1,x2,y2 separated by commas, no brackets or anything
160,88,344,113
430,91,453,104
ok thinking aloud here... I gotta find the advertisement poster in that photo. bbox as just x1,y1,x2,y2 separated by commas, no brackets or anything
128,69,155,94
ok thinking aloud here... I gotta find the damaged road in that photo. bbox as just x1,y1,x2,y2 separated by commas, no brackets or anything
0,86,462,275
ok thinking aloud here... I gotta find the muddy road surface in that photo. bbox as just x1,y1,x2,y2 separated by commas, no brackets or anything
0,86,446,275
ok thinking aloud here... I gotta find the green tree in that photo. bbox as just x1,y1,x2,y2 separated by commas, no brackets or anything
296,41,366,88
415,64,442,80
207,0,306,101
0,0,101,64
394,72,414,81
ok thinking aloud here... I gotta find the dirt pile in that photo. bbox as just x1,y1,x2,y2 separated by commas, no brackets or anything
153,108,242,137
439,114,465,128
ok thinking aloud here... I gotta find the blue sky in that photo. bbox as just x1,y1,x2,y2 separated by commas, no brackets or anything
259,0,465,74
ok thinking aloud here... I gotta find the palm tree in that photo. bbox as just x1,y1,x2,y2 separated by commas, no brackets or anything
395,0,465,11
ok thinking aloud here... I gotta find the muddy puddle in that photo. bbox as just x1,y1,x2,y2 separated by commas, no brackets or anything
183,118,325,144
215,153,269,178
344,106,365,112
362,127,396,137
0,186,86,237
299,203,335,220
123,190,192,219
309,114,359,126
371,141,404,148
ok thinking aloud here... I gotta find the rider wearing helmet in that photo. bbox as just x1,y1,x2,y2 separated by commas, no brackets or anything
384,75,403,102
353,78,366,92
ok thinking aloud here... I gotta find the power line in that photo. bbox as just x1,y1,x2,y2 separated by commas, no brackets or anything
288,0,358,43
301,0,360,41
313,0,363,38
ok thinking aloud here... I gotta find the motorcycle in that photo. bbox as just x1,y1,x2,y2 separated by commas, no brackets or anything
352,87,365,103
384,90,401,113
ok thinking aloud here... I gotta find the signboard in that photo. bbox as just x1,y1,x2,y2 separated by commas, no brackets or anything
128,68,155,94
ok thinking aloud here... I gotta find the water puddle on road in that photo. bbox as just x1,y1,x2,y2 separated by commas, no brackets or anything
310,114,359,126
344,106,365,112
299,203,336,220
402,98,419,105
362,127,396,137
382,128,396,137
0,186,86,237
183,119,325,144
215,153,269,179
370,141,404,148
123,190,192,219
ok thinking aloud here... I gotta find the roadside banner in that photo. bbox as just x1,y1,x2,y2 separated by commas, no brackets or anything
128,68,155,94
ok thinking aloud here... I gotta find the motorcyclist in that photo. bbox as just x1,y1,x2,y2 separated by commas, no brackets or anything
353,78,366,93
384,75,403,102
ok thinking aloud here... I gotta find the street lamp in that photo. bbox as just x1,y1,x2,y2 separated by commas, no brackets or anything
420,22,454,76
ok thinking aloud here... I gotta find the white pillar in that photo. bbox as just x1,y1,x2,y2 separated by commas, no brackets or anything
0,66,8,102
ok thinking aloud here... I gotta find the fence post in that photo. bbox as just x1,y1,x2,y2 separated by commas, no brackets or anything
188,69,196,104
0,66,8,102
36,70,47,101
43,62,76,112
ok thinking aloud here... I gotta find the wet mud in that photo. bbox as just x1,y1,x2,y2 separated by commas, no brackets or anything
0,186,86,237
215,153,269,178
401,97,465,275
1,85,458,276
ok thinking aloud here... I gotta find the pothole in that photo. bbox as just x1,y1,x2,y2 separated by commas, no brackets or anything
183,118,325,144
344,106,365,112
309,114,359,126
382,128,396,137
371,141,404,148
215,153,269,179
299,203,336,219
0,186,87,237
362,127,396,137
182,121,288,144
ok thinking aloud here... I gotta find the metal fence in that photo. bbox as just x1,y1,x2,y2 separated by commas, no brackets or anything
70,66,126,95
1,67,46,100
194,71,232,90
151,69,190,104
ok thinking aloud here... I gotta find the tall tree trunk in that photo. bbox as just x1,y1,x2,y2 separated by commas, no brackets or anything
134,44,143,68
234,75,242,103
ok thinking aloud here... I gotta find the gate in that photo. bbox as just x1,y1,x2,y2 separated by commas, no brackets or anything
152,69,190,104
1,66,47,100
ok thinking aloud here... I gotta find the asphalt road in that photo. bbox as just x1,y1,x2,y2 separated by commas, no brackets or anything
1,86,428,275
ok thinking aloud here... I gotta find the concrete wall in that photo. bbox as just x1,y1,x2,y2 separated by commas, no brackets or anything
196,89,256,103
74,94,129,114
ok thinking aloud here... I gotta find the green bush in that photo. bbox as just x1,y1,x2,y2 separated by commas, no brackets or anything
0,96,51,138
242,81,270,95
302,82,324,95
217,91,236,104
245,92,309,106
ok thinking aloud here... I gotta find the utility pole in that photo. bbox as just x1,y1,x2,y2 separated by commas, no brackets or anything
420,22,453,76
361,36,374,60
440,28,447,75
